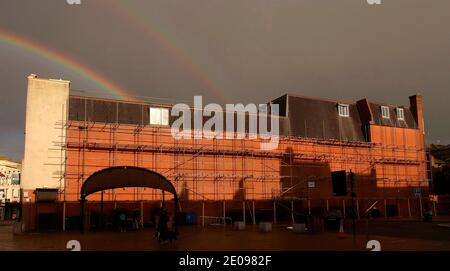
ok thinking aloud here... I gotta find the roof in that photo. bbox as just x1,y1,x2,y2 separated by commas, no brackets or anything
282,95,366,141
68,93,420,143
369,102,417,128
270,94,421,142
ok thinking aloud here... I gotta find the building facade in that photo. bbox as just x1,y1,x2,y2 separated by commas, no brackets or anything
0,159,21,220
20,75,430,231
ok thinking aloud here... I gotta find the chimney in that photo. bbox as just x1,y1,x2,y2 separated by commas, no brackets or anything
409,94,424,132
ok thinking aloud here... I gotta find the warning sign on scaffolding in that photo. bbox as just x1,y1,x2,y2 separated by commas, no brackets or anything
308,181,316,188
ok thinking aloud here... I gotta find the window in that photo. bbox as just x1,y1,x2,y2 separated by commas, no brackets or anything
396,107,405,120
11,173,20,185
338,104,350,117
149,107,169,126
381,106,390,119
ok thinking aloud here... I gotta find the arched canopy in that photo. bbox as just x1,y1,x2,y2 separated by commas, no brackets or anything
80,166,177,199
79,166,178,233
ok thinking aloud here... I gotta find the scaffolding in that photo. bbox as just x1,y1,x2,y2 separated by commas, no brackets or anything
47,98,430,203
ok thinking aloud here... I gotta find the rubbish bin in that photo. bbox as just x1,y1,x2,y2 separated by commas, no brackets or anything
185,212,197,225
12,222,25,234
259,222,272,233
65,216,81,231
324,217,341,230
176,212,197,225
323,210,343,231
307,215,322,233
292,223,306,233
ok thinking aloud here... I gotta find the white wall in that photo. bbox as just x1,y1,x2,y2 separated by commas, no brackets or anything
21,75,69,191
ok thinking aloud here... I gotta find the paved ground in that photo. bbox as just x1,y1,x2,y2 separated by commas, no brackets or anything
1,218,450,251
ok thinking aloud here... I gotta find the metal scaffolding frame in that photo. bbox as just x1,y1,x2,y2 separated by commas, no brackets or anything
48,115,430,202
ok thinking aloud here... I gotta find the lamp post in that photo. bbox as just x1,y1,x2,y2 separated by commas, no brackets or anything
349,170,356,243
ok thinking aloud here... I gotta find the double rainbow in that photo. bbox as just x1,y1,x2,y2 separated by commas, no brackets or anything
0,28,134,101
108,1,227,103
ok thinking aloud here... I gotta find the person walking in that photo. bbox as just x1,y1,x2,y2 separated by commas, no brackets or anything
119,209,128,232
132,209,140,231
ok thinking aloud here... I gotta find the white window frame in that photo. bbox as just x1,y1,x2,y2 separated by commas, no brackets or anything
149,107,169,126
13,189,19,198
396,107,405,121
381,106,390,119
338,104,350,117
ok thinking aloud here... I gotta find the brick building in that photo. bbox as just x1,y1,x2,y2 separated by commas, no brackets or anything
20,75,429,231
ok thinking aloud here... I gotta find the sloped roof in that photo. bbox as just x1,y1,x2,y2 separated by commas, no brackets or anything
275,94,366,142
369,102,417,128
68,93,419,143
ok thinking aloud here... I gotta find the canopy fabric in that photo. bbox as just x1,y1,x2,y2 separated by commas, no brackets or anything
80,166,177,198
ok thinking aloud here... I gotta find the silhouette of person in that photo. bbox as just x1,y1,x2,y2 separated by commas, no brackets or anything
132,209,140,230
157,208,169,240
119,209,128,232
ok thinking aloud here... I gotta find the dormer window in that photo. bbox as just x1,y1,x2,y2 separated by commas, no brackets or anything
396,107,405,121
381,106,390,119
149,107,169,126
338,104,349,117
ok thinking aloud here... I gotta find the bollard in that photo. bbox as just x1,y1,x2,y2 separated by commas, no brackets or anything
234,221,246,231
259,222,272,233
292,223,306,233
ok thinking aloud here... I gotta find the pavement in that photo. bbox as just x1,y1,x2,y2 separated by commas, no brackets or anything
0,220,14,226
1,218,449,251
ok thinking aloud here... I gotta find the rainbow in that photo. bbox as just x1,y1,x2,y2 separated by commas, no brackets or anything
108,1,228,103
0,28,135,101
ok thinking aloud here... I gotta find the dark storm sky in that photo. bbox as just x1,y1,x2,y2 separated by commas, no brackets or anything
1,0,449,160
